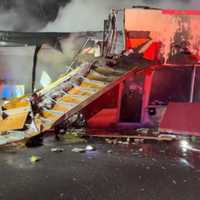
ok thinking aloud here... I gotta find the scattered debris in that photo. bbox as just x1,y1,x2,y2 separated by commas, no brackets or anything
152,130,160,136
105,138,118,144
73,178,77,182
172,180,177,185
92,133,175,142
132,152,139,156
119,137,131,145
72,147,85,153
72,145,96,153
146,166,150,170
85,145,95,151
107,150,113,153
119,141,129,145
59,193,64,198
30,155,41,163
136,128,149,134
51,147,64,153
134,139,144,144
105,139,112,144
63,131,86,144
151,158,157,162
160,149,166,153
139,148,143,152
161,166,166,170
113,139,118,145
158,134,177,141
117,140,123,144
106,137,136,145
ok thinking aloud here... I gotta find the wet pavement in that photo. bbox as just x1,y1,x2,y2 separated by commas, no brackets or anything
0,136,200,200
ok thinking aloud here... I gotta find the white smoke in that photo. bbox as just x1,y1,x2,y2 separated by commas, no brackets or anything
0,9,19,30
0,0,199,31
43,0,123,32
43,0,200,32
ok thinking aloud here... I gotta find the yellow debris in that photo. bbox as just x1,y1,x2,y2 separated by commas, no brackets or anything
68,88,92,96
80,81,103,89
0,112,29,132
30,155,41,163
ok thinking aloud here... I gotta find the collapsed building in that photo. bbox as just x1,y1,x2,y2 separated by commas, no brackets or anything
0,6,200,145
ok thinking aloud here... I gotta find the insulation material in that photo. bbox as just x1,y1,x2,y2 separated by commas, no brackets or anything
0,111,29,132
3,98,30,110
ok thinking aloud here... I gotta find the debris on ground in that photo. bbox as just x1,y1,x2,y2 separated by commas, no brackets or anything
158,134,177,141
140,188,145,192
107,150,113,153
0,141,26,153
30,155,41,163
63,130,86,144
72,145,96,153
105,138,118,144
160,149,166,153
172,180,177,185
105,139,112,144
134,139,144,144
51,147,64,153
152,130,160,136
105,138,131,145
85,145,95,151
72,147,86,153
146,166,150,170
139,148,143,152
119,137,131,145
136,128,149,134
161,166,166,170
91,132,176,142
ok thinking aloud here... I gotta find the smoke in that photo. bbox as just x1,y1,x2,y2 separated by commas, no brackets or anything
0,0,71,31
0,0,199,31
0,35,88,93
0,6,41,31
43,0,200,32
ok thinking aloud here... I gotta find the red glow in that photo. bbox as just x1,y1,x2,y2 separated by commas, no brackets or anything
83,85,119,120
143,42,161,61
162,10,200,15
87,109,117,129
125,37,149,49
